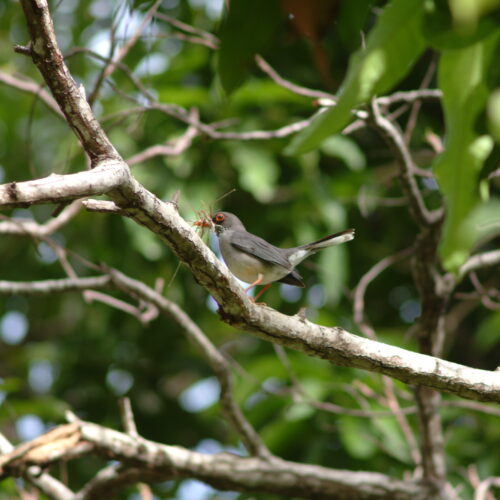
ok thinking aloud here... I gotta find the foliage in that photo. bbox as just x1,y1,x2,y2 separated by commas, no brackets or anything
0,0,499,499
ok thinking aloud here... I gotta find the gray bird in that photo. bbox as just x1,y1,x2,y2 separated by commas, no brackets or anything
196,211,355,300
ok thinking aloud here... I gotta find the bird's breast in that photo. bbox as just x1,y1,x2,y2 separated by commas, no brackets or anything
219,238,289,285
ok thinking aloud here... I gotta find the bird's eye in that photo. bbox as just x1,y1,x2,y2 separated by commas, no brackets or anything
214,213,225,223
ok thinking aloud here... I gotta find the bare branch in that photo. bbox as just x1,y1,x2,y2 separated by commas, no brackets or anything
459,250,500,279
88,0,162,105
155,12,219,49
255,56,335,100
1,420,436,500
151,102,324,140
403,57,437,144
0,275,110,294
353,247,413,339
0,160,127,208
10,0,499,405
0,431,75,500
377,89,442,106
0,200,82,236
20,1,120,162
107,268,271,458
127,109,200,165
369,99,442,227
475,476,500,500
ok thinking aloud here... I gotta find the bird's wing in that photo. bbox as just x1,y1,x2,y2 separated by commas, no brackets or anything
229,232,292,270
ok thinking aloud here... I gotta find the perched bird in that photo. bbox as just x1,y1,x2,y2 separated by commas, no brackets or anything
195,211,354,301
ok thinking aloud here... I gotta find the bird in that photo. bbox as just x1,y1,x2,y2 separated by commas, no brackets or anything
195,211,355,301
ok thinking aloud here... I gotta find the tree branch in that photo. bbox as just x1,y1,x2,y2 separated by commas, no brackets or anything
0,248,498,402
0,200,82,235
0,431,75,500
0,420,435,500
0,70,63,117
9,0,499,403
20,0,120,162
369,99,442,227
459,249,500,279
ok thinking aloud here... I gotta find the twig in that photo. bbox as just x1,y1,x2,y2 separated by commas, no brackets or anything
0,200,82,236
414,387,446,487
154,12,219,49
0,71,63,117
118,398,154,500
0,276,110,294
273,345,419,418
459,250,500,279
127,109,200,165
255,55,335,101
107,268,272,459
404,56,437,144
353,247,413,339
65,47,155,102
152,102,325,140
369,99,440,227
475,476,500,500
88,0,162,105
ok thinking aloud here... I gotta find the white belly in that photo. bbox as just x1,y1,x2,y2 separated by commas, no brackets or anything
219,238,289,285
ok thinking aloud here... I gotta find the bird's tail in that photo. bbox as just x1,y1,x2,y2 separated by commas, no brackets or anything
287,229,355,267
303,228,355,251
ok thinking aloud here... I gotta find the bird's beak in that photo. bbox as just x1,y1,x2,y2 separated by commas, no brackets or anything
194,219,211,227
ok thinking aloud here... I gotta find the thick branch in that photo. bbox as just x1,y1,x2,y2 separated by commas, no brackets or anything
0,160,126,208
0,421,434,500
0,431,75,500
9,0,499,405
107,269,271,458
20,0,120,162
0,204,498,403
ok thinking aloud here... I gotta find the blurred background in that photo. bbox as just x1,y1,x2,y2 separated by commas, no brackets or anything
0,0,499,498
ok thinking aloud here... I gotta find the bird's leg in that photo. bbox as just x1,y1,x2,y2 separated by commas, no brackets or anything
244,274,263,294
244,275,271,303
253,283,272,302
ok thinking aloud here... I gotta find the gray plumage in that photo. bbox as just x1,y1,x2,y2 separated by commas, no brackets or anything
211,212,355,287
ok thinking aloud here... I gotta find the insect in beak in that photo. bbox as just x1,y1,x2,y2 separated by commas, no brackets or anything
193,219,211,227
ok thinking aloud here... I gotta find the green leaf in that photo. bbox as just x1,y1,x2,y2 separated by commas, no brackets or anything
320,135,366,171
422,0,499,49
448,0,500,36
372,417,411,463
231,146,279,202
285,0,426,155
488,88,500,142
217,0,282,94
124,218,165,261
433,30,499,272
475,311,500,352
158,86,210,107
337,0,374,51
285,402,315,421
339,417,376,459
